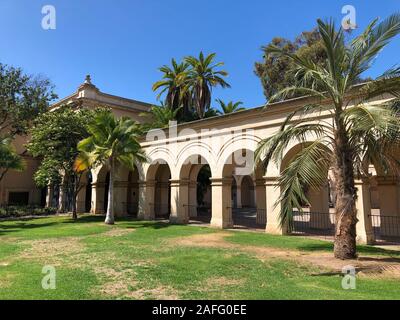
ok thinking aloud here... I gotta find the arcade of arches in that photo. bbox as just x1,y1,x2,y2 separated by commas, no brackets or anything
44,86,400,245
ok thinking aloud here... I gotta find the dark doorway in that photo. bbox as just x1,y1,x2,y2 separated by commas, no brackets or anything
85,172,93,212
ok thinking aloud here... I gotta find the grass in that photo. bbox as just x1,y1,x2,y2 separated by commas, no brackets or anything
226,232,400,257
0,215,399,300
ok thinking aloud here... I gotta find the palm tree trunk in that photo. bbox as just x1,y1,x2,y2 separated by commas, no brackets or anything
333,124,358,259
105,159,115,225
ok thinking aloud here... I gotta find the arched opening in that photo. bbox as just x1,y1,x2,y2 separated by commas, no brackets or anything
194,164,212,223
367,154,400,242
75,171,93,213
280,143,333,236
231,178,237,208
85,172,93,213
154,164,171,218
241,175,255,208
90,165,109,215
91,163,141,217
179,155,212,224
221,149,266,230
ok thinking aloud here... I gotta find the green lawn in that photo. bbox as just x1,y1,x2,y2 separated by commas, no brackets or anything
0,215,399,300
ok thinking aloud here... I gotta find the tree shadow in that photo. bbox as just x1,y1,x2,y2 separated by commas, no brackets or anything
0,221,61,236
297,242,400,257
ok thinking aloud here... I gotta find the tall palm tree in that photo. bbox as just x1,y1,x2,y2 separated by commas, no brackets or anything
255,15,400,259
75,111,147,225
215,99,245,115
185,52,231,118
0,136,25,181
152,59,191,118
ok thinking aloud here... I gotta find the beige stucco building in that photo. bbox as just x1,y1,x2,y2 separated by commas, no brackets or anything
3,76,400,245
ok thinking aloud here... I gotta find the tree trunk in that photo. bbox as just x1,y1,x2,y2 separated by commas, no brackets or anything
71,175,78,220
105,159,115,225
72,197,77,220
333,122,358,260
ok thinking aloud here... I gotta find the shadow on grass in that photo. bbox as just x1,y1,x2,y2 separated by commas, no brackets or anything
297,242,400,257
0,221,61,236
0,214,175,237
78,215,174,230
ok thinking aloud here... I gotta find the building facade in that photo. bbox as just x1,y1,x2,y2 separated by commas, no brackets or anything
3,77,400,244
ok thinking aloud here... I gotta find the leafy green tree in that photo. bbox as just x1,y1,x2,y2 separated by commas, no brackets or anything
255,29,328,100
0,136,25,181
76,111,147,225
0,63,56,182
215,99,245,115
27,105,98,219
185,52,230,118
255,15,400,259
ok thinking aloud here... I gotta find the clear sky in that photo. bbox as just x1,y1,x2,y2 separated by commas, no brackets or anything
0,0,399,109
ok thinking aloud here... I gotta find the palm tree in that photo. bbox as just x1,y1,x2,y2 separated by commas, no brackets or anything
215,99,245,115
255,15,400,259
152,59,191,119
139,103,182,131
0,136,25,181
204,107,219,118
75,111,147,225
185,52,230,118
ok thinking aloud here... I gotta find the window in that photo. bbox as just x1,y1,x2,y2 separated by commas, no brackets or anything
8,192,29,206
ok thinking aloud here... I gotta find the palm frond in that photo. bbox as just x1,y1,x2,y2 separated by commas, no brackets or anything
276,140,332,230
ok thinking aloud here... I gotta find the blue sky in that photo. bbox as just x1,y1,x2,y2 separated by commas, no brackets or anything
0,1,399,109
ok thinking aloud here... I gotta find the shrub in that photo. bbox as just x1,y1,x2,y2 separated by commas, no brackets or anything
0,205,57,218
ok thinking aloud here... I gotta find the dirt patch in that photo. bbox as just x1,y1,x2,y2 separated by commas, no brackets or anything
357,264,400,279
167,232,400,278
205,276,244,287
95,269,178,300
0,273,15,289
18,237,84,265
101,228,136,238
124,286,179,300
168,232,235,249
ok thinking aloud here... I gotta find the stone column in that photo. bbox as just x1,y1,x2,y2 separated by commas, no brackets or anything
355,179,374,244
255,179,267,225
210,178,233,229
91,182,105,215
45,185,54,208
143,180,156,220
137,181,147,219
114,181,129,217
265,177,288,235
170,179,189,224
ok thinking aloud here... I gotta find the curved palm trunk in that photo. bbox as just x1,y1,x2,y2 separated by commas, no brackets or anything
333,124,357,259
105,159,115,225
